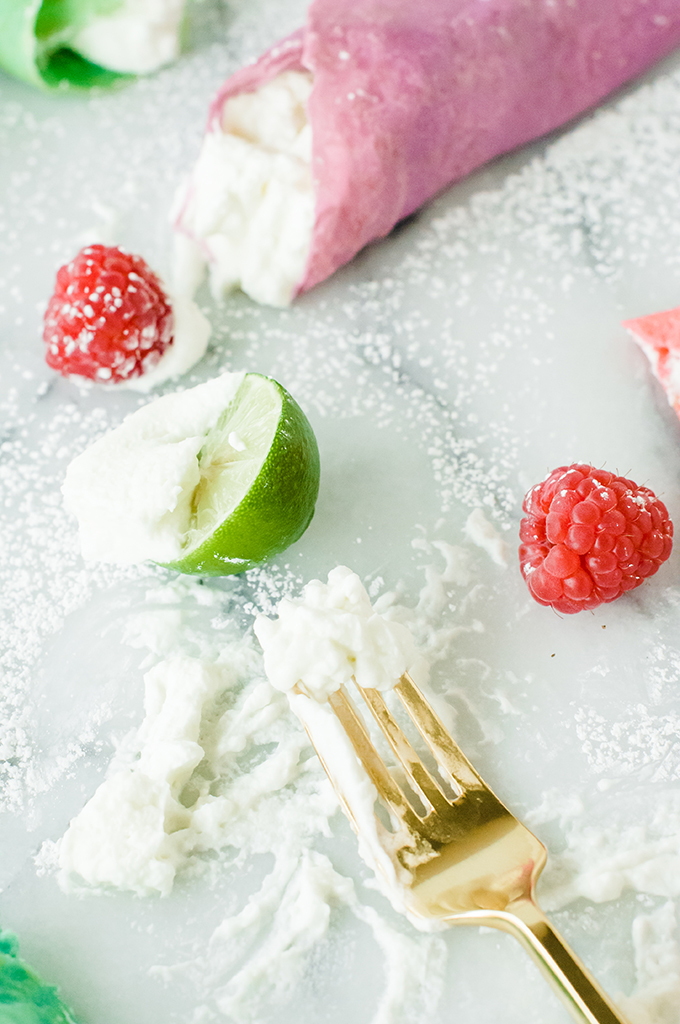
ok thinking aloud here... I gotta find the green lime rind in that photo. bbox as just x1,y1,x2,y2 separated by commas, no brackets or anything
0,0,133,90
0,929,81,1024
161,377,320,577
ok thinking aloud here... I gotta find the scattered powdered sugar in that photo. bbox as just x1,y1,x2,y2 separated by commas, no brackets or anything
0,391,160,816
574,703,680,780
3,7,680,1024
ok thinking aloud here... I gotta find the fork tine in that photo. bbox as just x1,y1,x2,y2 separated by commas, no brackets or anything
395,672,487,793
331,678,507,846
328,687,424,836
359,685,460,818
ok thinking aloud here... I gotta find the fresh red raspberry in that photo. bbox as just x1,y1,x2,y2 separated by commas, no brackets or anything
519,464,673,614
43,245,174,383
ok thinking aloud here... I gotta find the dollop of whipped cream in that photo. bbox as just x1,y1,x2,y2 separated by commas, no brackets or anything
126,291,211,393
71,0,186,75
62,372,245,564
58,655,231,896
174,70,315,308
254,566,418,701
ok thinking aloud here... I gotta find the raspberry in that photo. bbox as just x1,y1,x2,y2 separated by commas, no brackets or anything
519,464,673,614
43,245,174,383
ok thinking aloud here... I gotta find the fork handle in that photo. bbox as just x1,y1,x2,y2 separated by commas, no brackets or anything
484,898,632,1024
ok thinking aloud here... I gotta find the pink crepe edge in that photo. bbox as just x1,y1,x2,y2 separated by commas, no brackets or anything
177,1,680,301
624,308,680,418
172,30,307,246
205,29,307,129
297,0,680,296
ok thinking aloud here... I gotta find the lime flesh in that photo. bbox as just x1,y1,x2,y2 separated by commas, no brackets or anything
160,373,320,576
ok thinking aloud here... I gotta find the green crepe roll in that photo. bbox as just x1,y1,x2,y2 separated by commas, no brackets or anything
0,928,81,1024
0,0,186,90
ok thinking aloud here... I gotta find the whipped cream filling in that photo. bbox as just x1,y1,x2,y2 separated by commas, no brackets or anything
175,71,315,308
62,372,245,564
126,291,211,393
70,0,186,75
58,658,217,896
254,566,418,701
58,647,260,896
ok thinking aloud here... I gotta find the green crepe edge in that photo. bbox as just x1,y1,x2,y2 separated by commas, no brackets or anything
0,927,82,1024
0,0,43,87
0,0,132,90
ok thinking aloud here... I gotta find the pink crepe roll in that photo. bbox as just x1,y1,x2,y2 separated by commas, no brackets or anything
174,0,680,307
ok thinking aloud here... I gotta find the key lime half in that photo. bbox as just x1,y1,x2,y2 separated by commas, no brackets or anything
160,373,320,576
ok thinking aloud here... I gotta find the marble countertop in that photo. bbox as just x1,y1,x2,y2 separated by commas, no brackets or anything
1,3,680,1023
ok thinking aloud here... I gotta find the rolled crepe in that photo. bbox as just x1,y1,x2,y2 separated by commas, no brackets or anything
174,0,680,306
0,0,185,89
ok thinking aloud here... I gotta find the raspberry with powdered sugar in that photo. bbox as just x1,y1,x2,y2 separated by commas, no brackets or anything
43,245,173,384
519,464,673,614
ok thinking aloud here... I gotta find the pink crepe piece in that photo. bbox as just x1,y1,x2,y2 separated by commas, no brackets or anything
179,0,680,299
624,307,680,420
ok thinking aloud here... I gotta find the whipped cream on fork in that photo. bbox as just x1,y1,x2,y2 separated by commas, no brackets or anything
255,567,436,922
254,565,418,701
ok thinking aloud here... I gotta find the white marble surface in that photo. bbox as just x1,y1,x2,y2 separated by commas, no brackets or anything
2,2,680,1023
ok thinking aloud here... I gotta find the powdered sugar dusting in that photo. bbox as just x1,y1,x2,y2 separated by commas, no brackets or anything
0,391,159,815
2,6,680,1024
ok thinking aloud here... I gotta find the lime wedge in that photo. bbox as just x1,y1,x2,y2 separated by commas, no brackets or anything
161,373,320,576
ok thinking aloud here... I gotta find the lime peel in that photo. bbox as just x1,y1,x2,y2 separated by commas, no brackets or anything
162,373,320,575
63,372,320,576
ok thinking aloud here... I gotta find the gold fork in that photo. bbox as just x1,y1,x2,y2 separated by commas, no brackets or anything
297,672,632,1024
